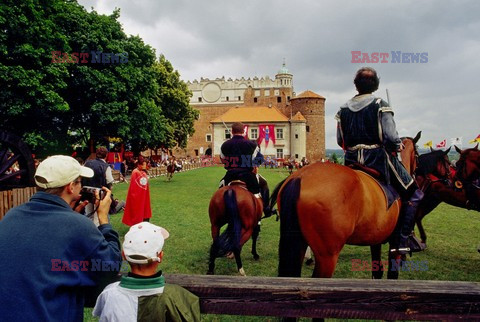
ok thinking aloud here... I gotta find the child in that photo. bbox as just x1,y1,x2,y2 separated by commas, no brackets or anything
93,222,200,321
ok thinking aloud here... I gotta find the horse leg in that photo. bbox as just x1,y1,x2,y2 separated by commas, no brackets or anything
207,225,220,275
233,248,246,276
312,252,340,278
207,242,217,275
251,223,260,260
387,242,401,280
370,244,384,279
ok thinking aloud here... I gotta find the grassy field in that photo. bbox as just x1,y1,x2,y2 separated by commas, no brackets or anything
84,164,480,321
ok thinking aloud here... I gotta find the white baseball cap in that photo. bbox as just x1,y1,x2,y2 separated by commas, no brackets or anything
123,222,170,264
35,155,94,189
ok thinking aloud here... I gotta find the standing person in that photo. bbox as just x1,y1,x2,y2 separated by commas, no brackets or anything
122,156,152,226
335,67,424,255
0,155,121,322
93,222,201,321
82,146,116,225
219,122,273,217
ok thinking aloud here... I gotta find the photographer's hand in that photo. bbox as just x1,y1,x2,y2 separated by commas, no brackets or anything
71,200,89,213
97,187,112,226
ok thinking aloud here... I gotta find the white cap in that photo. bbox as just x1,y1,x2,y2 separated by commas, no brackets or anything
123,222,170,264
35,155,94,189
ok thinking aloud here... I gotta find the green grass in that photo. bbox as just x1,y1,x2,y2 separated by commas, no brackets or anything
84,165,480,321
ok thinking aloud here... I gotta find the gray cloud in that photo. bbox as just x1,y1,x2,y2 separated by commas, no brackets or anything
78,0,480,148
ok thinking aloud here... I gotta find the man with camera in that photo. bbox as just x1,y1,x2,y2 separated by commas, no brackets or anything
82,146,125,226
0,155,122,321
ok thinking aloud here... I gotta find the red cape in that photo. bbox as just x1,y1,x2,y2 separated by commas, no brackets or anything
122,169,152,226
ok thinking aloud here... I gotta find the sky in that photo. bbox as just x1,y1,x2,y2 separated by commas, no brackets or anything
78,0,480,149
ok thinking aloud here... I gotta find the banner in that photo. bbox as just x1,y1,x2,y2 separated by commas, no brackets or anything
423,140,433,148
257,124,276,147
257,125,266,145
436,139,446,149
468,134,480,144
450,137,462,146
268,125,276,145
243,124,249,139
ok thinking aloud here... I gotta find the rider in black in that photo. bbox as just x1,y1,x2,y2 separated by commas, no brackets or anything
336,67,424,255
219,122,273,217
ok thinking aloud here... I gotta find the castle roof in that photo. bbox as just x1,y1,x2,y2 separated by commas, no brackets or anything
211,106,289,123
293,90,325,99
291,111,307,122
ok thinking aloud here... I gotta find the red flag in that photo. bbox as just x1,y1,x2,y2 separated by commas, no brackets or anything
257,125,266,145
268,125,276,144
243,124,249,139
436,139,446,148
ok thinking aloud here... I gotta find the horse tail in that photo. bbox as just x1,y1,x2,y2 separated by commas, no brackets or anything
269,177,287,211
278,177,306,277
213,188,241,257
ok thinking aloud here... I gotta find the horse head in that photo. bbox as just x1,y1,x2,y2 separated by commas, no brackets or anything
417,147,452,180
400,131,421,176
454,144,480,183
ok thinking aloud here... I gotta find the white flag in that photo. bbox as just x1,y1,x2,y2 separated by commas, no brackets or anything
450,137,462,146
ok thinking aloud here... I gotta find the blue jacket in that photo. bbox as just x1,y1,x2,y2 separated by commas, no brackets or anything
0,192,122,322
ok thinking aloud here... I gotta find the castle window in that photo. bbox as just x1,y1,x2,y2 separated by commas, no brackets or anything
198,97,202,102
238,96,241,101
206,134,212,142
250,128,258,139
254,97,258,103
306,125,310,132
226,96,229,101
276,149,284,159
287,96,291,101
295,154,299,159
277,97,282,103
295,134,298,139
225,130,231,140
276,128,284,139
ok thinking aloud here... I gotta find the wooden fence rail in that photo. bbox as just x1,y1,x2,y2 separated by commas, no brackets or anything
0,187,37,220
164,274,480,320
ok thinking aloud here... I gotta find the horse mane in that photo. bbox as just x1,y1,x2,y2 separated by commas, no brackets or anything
417,150,446,176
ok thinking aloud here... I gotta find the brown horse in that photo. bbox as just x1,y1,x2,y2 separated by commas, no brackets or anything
415,144,480,246
273,134,420,280
207,182,263,276
166,163,175,181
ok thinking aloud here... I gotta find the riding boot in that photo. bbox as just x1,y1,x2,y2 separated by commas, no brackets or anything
392,189,424,255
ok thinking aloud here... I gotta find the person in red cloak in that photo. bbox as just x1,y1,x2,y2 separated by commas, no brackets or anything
122,156,152,226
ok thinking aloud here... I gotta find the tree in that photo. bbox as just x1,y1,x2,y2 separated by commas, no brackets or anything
0,0,197,157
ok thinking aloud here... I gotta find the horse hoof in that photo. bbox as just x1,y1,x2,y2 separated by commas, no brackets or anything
206,270,214,275
253,254,260,261
238,268,246,276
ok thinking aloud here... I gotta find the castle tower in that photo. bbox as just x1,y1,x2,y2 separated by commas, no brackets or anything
290,90,326,161
290,111,307,160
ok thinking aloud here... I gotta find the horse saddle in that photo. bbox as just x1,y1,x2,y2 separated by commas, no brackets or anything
228,180,248,190
350,163,399,209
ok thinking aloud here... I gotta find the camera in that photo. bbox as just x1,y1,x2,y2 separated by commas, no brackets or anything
80,186,105,204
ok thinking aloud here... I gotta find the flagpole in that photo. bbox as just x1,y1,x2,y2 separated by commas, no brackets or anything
220,118,231,136
386,89,391,106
